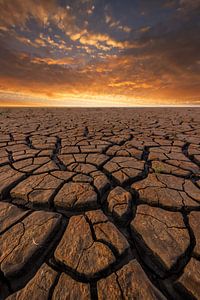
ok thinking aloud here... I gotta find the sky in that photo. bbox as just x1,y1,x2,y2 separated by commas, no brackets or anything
0,0,199,107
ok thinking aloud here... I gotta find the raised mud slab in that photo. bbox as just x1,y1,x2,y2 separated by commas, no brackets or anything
0,107,200,299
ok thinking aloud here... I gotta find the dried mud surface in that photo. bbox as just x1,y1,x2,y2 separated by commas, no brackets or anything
0,107,200,300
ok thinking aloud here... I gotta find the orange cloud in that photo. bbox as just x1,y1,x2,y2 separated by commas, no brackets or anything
75,31,135,50
108,81,153,88
31,56,79,66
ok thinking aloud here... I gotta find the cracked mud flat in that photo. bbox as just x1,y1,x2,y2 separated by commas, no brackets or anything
0,107,200,300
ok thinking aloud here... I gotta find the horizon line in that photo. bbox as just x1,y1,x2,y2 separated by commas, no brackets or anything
0,105,200,108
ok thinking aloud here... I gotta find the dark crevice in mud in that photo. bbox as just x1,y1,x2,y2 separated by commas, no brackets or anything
135,197,199,213
0,270,12,298
102,165,147,189
84,213,120,258
165,212,196,280
192,252,200,261
127,225,175,300
122,171,148,188
130,183,200,213
84,213,97,240
100,134,133,155
90,281,99,300
150,160,197,180
126,208,196,300
99,190,170,299
55,205,101,218
51,136,66,171
99,237,120,259
83,126,89,138
115,272,125,300
0,174,27,201
45,217,68,262
172,284,196,300
191,177,200,189
0,210,32,236
9,133,14,142
53,156,67,171
142,145,150,162
182,143,190,157
9,190,101,217
47,258,88,283
90,182,102,207
5,216,66,295
11,196,50,212
48,272,61,300
49,248,131,284
35,123,40,131
98,171,175,298
48,181,66,211
119,135,133,146
182,142,200,167
7,161,33,175
6,155,35,165
100,167,120,188
6,150,14,164
0,161,9,168
99,186,113,207
140,145,151,181
96,183,111,205
100,187,135,228
105,184,171,298
25,136,34,149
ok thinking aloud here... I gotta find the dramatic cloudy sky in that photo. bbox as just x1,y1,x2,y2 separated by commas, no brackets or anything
0,0,199,106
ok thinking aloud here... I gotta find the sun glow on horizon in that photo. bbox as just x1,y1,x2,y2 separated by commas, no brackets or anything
0,90,199,108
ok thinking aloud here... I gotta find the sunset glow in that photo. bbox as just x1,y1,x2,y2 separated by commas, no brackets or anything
0,0,199,106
